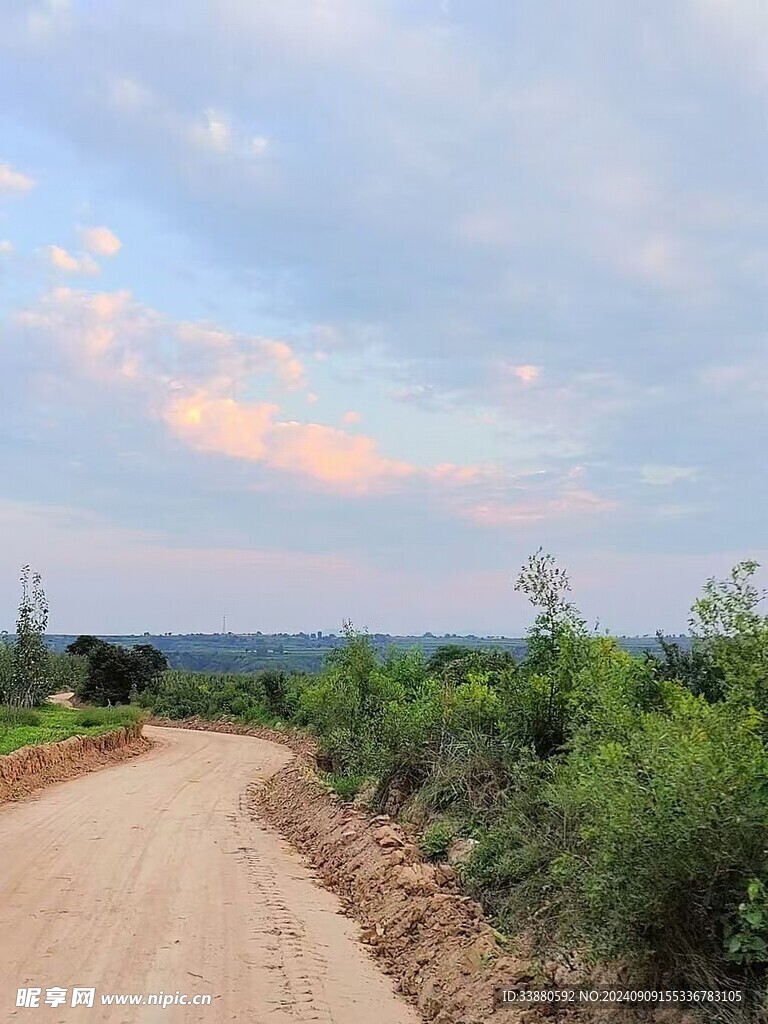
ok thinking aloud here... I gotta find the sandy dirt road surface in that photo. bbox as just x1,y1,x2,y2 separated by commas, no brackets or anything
0,726,420,1023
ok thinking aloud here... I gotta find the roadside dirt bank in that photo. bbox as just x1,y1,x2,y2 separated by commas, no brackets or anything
149,713,316,756
0,721,149,804
251,756,545,1024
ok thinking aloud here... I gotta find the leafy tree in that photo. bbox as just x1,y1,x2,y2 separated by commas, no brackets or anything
648,631,725,702
515,548,586,673
66,635,105,659
0,633,14,702
428,644,515,689
74,640,168,705
50,651,88,694
690,560,768,715
8,566,53,707
427,645,471,676
132,644,169,682
260,669,289,717
514,549,588,754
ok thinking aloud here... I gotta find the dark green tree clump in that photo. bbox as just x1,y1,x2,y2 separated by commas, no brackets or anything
67,636,168,705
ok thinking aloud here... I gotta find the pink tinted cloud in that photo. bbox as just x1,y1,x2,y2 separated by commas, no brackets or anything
16,286,306,394
0,162,34,195
45,246,100,275
12,286,616,518
466,487,617,527
267,420,414,491
80,226,122,257
165,391,415,493
165,393,278,461
509,363,541,384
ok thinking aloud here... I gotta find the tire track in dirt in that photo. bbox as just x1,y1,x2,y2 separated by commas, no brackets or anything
0,726,420,1023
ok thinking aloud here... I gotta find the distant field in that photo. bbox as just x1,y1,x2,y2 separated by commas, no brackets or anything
43,632,689,675
0,705,142,756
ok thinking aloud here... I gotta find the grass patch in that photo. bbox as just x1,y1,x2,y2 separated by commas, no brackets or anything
0,704,142,756
321,771,366,800
419,819,457,861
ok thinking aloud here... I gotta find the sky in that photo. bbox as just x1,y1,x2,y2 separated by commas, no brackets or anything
0,0,767,636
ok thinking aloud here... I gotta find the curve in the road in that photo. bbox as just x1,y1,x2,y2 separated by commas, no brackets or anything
0,726,420,1023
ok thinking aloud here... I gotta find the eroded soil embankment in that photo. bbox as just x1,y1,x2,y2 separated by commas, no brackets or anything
252,758,544,1024
149,714,316,756
0,722,149,803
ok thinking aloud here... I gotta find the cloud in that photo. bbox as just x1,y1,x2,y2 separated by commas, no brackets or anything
11,286,417,494
15,286,306,392
23,0,71,40
0,162,35,196
342,410,362,424
465,487,617,528
506,364,541,385
80,225,122,257
165,391,415,493
267,421,414,491
3,1,753,628
12,285,582,505
186,108,270,158
165,393,277,461
640,465,700,486
45,245,100,275
0,240,13,254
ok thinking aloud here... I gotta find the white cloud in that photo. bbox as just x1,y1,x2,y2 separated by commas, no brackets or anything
187,109,269,159
0,162,35,196
189,109,233,154
0,240,13,254
641,465,700,487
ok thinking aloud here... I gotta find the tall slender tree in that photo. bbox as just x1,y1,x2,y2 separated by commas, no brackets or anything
9,566,52,707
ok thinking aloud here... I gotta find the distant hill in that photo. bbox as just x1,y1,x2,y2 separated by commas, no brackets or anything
43,632,691,675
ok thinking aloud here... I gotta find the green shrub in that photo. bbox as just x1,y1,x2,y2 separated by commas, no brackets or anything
420,820,455,860
467,691,768,979
725,879,768,966
140,669,268,721
322,772,365,800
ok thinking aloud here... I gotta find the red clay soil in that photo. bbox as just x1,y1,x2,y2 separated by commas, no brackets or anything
251,757,547,1024
0,723,149,803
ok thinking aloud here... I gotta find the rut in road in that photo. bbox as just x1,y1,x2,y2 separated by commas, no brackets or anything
0,726,421,1023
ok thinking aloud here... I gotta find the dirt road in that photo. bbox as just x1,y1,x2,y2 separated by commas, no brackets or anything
0,726,421,1023
47,692,75,708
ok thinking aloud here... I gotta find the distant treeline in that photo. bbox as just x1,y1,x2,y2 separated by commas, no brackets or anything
42,632,690,676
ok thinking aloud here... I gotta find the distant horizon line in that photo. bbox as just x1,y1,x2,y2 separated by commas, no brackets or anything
30,630,691,641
